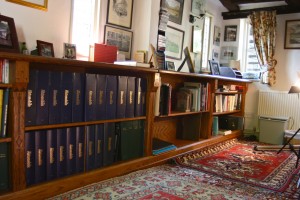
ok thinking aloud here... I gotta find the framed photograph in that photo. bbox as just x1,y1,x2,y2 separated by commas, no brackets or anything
284,19,300,49
165,26,184,60
0,15,19,53
6,0,48,11
213,26,221,46
64,43,76,59
104,25,133,60
191,0,205,16
209,60,220,75
212,49,219,61
192,25,202,53
224,25,237,42
37,40,54,57
220,46,237,61
161,0,184,25
166,61,175,71
106,0,133,29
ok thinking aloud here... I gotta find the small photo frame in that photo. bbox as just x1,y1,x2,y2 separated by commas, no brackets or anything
213,26,221,46
209,60,220,75
224,25,237,42
284,19,300,49
64,43,76,59
106,0,133,29
0,14,19,53
37,40,55,57
161,0,184,25
166,61,175,71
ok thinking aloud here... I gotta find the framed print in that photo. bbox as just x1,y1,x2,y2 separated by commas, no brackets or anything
213,26,221,46
166,61,175,71
209,60,220,75
220,46,237,61
284,19,300,49
165,26,184,60
192,25,202,53
0,15,19,53
224,25,237,42
107,0,133,29
104,25,133,60
6,0,48,11
64,43,76,59
161,0,184,25
191,0,205,16
212,49,219,61
37,40,54,57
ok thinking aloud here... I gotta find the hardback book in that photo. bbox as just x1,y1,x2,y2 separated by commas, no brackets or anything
60,72,73,123
152,138,176,155
25,131,35,186
154,77,161,116
141,78,147,116
46,129,57,181
0,142,9,190
35,130,46,184
25,69,38,126
56,128,67,178
134,78,147,117
0,88,9,137
0,89,3,134
0,59,3,83
95,124,104,168
159,83,172,116
177,115,202,141
116,76,128,118
85,73,97,121
96,74,107,120
86,125,95,171
72,72,85,122
2,59,9,84
66,127,76,175
125,76,136,118
103,123,115,166
48,71,61,124
105,75,117,119
36,70,50,125
212,116,219,136
75,126,85,173
219,115,244,130
176,88,192,112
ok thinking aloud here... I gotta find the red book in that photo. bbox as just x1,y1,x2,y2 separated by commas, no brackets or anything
94,43,117,63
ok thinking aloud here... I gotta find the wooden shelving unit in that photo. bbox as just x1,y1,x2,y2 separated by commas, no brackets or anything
0,52,250,200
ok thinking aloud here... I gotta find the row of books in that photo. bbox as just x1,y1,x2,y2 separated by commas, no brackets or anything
154,82,210,116
0,59,9,84
25,69,147,126
25,120,145,186
0,89,9,138
215,93,242,113
0,142,9,191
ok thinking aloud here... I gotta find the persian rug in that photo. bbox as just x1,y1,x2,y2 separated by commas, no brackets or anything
175,138,300,193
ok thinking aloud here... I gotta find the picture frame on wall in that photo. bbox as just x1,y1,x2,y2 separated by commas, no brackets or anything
0,15,19,53
191,0,205,16
224,25,237,42
104,25,133,60
220,46,237,61
161,0,184,25
213,26,221,46
107,0,134,29
63,43,76,59
37,40,55,57
192,25,202,53
6,0,48,11
284,19,300,49
165,26,184,60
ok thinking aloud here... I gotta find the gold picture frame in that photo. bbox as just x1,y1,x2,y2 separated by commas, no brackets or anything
6,0,48,11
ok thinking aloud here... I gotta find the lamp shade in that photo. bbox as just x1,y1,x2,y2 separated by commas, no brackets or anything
288,86,300,94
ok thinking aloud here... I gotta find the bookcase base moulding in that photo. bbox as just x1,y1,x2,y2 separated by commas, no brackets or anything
0,52,250,200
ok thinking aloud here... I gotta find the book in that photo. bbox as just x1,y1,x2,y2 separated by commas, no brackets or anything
35,130,46,184
25,69,38,126
0,90,3,135
177,115,202,141
95,124,104,168
46,129,57,181
75,126,85,173
57,128,67,178
212,116,219,136
94,43,118,63
85,73,97,121
141,78,147,116
72,72,85,122
159,83,172,116
0,88,9,137
60,72,73,123
66,127,76,175
25,131,35,186
152,138,176,155
49,71,61,124
103,123,115,166
2,59,9,84
134,78,147,117
96,74,107,120
86,125,95,171
0,142,9,190
36,70,50,125
114,61,150,68
116,76,128,118
105,75,117,119
125,76,136,118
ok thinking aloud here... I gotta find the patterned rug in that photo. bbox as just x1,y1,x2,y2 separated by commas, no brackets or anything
175,139,300,193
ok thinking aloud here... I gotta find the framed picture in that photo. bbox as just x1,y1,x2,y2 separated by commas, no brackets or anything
64,43,76,59
220,46,237,61
6,0,48,11
191,0,205,16
161,0,184,25
166,61,175,71
212,49,219,61
0,15,19,53
104,25,133,60
106,0,133,29
37,40,54,57
209,60,220,75
192,25,202,53
165,26,184,60
224,25,237,42
213,26,221,46
284,19,300,49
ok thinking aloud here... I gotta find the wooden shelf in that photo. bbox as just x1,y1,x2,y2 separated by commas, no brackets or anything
0,83,12,88
155,111,209,119
0,137,11,143
213,110,241,116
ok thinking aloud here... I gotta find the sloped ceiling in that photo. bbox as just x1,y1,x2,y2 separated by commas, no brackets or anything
219,0,300,19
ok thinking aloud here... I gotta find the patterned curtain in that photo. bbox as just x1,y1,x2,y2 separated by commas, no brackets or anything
249,11,277,86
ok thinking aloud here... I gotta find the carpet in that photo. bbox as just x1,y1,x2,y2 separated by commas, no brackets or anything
175,138,300,193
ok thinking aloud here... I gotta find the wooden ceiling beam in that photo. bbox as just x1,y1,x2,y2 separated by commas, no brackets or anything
219,0,240,11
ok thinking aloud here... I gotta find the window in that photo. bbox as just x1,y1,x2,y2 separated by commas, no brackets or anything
244,22,260,72
201,15,212,71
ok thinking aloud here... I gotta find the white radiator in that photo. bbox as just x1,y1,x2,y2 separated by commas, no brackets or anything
258,90,300,129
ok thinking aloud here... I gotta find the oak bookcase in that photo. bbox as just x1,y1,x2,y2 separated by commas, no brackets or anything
0,52,250,200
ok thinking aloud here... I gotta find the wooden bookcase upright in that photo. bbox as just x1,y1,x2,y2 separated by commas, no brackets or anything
0,52,250,200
